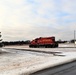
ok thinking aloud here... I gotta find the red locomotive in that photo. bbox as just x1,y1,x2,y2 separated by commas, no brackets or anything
29,36,58,48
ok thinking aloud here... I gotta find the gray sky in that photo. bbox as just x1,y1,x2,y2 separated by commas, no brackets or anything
0,0,76,41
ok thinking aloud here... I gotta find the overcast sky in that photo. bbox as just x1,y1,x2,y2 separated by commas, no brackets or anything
0,0,76,41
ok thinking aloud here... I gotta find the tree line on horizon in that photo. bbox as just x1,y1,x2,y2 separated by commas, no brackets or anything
1,40,72,46
2,40,30,46
1,39,76,46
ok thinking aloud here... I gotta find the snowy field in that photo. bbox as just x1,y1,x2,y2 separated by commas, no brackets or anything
0,43,76,75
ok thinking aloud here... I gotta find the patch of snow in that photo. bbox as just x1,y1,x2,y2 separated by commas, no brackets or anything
1,45,76,75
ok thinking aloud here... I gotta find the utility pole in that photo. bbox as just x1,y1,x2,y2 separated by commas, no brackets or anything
74,30,75,47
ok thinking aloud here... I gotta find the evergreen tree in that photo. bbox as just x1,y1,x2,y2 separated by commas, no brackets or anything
0,32,3,47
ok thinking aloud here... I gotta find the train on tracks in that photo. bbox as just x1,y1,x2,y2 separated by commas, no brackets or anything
29,36,58,48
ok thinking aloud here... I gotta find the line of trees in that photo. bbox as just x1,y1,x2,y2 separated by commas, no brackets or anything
56,39,67,43
2,40,30,46
56,39,76,43
2,39,76,46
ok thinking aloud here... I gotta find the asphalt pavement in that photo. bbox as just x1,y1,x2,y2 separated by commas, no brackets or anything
31,60,76,75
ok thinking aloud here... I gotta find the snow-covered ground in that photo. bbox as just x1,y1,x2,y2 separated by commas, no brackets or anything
0,43,76,75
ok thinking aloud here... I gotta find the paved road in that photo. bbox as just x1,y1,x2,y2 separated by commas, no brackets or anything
31,60,76,75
